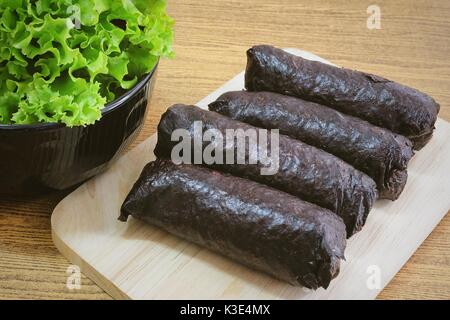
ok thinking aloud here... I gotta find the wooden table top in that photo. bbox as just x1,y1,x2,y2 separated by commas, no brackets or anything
0,0,449,300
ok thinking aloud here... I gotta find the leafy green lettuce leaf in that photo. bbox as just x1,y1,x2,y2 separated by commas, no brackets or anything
0,0,173,126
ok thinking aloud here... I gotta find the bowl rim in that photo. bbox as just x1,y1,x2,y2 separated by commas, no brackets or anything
0,61,159,131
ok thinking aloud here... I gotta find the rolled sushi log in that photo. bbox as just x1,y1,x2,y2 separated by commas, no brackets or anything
245,45,440,150
209,91,414,200
154,104,378,237
120,159,347,289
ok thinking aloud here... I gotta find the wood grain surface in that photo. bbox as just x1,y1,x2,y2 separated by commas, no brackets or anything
0,0,449,300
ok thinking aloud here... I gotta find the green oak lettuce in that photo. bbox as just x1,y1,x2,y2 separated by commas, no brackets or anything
0,0,173,126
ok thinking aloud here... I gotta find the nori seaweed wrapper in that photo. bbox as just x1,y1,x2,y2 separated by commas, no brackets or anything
154,104,378,237
210,91,414,200
245,45,440,150
120,159,347,289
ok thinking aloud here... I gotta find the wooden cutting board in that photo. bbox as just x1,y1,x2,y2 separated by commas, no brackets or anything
51,49,450,300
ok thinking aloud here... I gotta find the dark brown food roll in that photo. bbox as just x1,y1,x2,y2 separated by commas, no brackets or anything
209,91,414,200
154,104,378,237
245,45,440,150
120,159,347,289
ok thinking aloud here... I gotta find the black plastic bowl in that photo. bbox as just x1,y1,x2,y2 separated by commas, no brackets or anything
0,65,158,195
